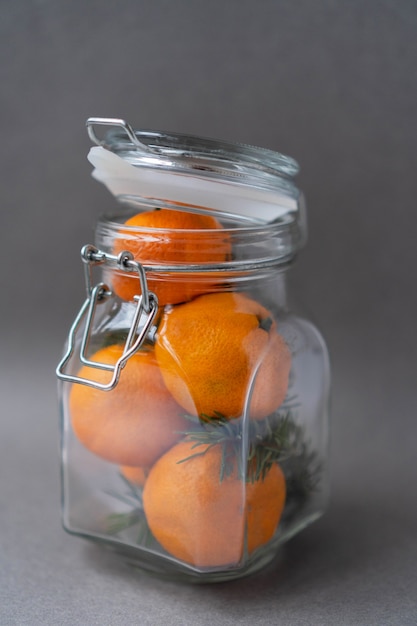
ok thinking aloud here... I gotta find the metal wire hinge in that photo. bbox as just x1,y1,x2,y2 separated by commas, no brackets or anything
86,117,152,151
56,245,158,391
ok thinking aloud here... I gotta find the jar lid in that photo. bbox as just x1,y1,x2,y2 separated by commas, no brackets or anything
86,118,305,228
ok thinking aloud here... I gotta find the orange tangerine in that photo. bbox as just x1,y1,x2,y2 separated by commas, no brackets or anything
155,292,292,420
120,465,148,487
143,440,286,567
111,208,231,305
69,344,188,467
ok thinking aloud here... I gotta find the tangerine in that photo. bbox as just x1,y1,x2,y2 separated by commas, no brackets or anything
69,344,188,467
142,440,286,568
154,292,292,420
120,465,148,487
111,208,231,305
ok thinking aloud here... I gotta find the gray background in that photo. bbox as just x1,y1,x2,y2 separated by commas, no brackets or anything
1,1,416,624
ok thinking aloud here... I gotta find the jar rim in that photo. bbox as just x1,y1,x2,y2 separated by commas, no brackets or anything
102,203,297,232
95,206,303,272
88,118,307,259
87,118,300,180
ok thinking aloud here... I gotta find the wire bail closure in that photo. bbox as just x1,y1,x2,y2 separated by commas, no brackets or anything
86,117,153,152
56,245,158,391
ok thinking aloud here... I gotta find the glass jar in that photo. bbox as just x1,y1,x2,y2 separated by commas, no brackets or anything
56,118,330,582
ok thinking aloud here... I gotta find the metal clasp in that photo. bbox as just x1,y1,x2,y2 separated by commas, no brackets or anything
86,117,152,152
56,245,158,391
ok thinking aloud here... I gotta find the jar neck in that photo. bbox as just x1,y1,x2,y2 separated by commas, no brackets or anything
95,200,302,273
273,270,289,309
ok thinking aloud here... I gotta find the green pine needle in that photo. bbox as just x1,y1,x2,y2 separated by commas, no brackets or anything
179,409,322,509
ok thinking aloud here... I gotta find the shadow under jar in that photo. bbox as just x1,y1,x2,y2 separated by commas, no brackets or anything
56,118,331,583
